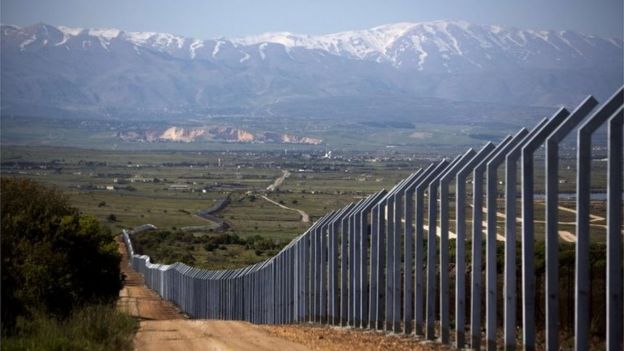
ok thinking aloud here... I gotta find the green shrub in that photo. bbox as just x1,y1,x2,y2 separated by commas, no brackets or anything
2,304,137,351
1,178,122,332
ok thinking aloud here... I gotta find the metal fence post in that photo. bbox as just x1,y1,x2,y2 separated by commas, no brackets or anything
544,97,597,350
359,191,388,328
520,107,570,350
425,155,462,339
331,204,355,325
414,160,450,335
403,166,436,334
386,194,396,332
503,118,548,345
375,202,386,330
439,148,476,343
484,116,551,351
468,126,533,349
574,88,623,351
455,141,500,348
606,108,623,351
393,190,402,333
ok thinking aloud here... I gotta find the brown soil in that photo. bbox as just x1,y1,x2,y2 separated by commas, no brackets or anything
134,320,310,351
261,324,450,351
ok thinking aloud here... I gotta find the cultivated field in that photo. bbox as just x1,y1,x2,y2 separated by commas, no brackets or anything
1,145,612,270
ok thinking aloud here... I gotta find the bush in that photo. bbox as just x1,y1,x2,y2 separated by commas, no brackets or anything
2,304,137,351
204,242,219,252
1,178,122,332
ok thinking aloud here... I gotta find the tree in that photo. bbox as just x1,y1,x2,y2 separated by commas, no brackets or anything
1,178,122,332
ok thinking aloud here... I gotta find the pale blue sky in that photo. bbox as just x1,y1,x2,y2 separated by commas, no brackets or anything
2,0,622,39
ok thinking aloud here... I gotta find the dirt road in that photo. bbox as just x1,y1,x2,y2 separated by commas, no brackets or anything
262,169,311,222
117,238,310,351
261,195,310,222
266,169,290,191
135,320,309,351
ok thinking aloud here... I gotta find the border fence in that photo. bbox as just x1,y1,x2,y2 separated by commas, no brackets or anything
123,87,623,351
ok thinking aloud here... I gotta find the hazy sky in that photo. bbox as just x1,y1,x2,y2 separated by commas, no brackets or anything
2,0,623,39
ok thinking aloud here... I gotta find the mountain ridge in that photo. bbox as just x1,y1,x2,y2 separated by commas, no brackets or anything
1,21,622,119
5,20,622,69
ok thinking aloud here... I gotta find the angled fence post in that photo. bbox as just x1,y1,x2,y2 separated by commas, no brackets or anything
403,166,437,334
369,203,381,328
520,107,571,351
488,118,548,348
391,174,421,332
385,193,395,332
375,177,407,332
471,136,513,350
574,88,623,351
425,155,462,339
353,208,362,326
341,199,364,326
340,193,382,327
392,191,402,333
320,210,343,323
349,210,356,326
359,191,388,328
331,203,355,325
374,201,386,330
547,98,599,351
454,141,500,347
483,114,557,350
414,160,450,336
340,204,355,325
304,227,311,322
438,148,476,343
606,108,623,351
363,175,413,332
314,213,335,323
469,126,532,349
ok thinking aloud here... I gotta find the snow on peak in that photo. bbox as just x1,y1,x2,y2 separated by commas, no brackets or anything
124,31,186,49
88,28,121,40
58,25,84,36
189,39,204,59
233,32,304,47
231,20,483,63
7,21,620,70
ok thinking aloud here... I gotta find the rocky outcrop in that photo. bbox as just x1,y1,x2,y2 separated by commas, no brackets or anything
117,126,322,144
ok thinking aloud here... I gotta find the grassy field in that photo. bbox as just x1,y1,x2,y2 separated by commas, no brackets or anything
1,145,614,269
2,304,137,351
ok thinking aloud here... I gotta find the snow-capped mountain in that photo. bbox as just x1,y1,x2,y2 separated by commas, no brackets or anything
234,21,622,71
1,21,622,119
